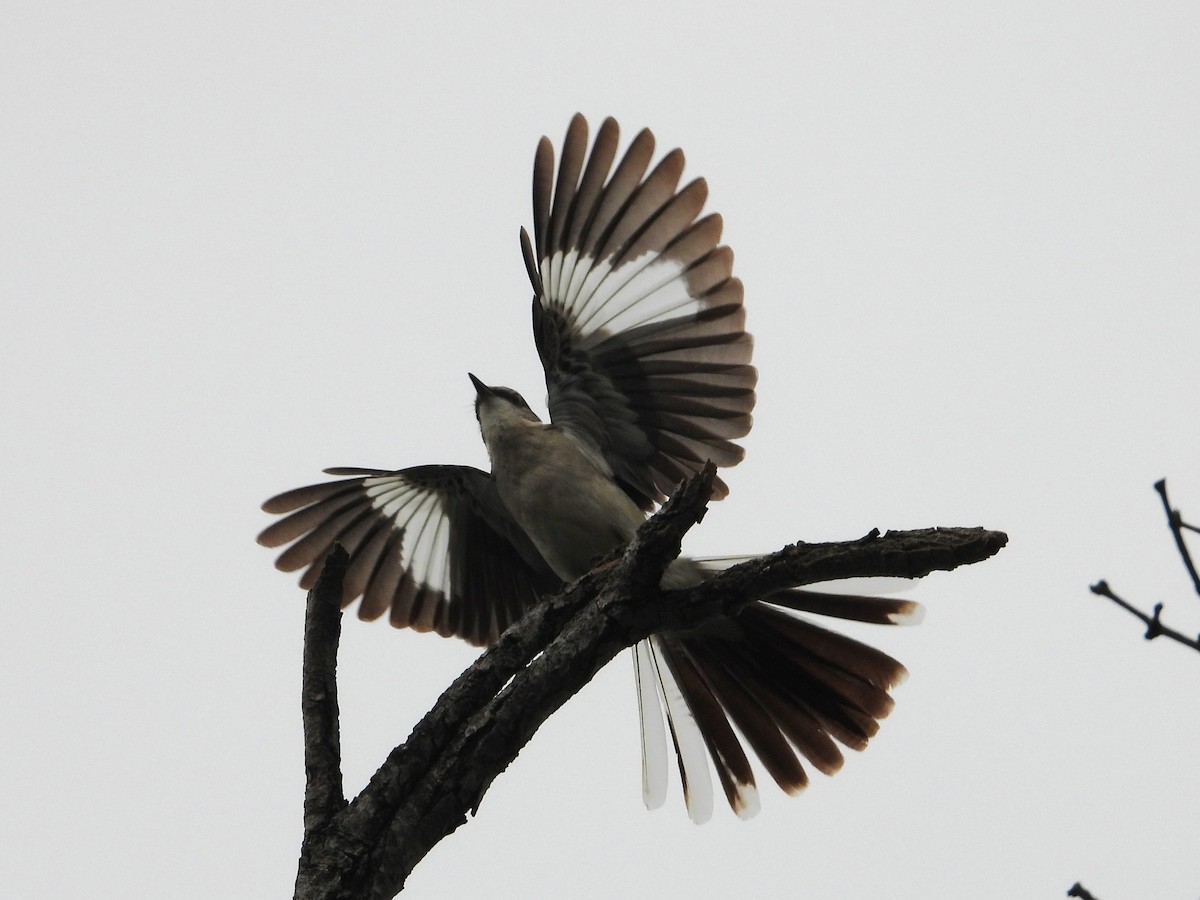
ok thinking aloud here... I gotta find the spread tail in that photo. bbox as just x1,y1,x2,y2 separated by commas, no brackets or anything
635,564,918,821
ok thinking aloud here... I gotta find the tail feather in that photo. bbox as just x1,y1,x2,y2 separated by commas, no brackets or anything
637,594,911,818
765,588,924,626
670,635,810,795
745,604,907,690
692,632,846,778
646,638,714,824
741,606,902,750
633,641,668,810
655,636,760,818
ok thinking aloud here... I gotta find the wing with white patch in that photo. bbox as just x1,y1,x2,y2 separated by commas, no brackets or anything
257,465,562,646
523,114,757,509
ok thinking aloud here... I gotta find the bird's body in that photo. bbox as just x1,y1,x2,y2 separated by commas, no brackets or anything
261,114,921,822
474,385,645,582
474,382,706,597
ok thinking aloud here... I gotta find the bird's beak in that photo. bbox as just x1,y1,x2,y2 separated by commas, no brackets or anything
468,373,493,397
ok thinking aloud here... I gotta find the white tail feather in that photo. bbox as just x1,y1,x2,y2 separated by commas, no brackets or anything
888,604,925,625
633,640,668,810
648,637,714,825
732,778,761,820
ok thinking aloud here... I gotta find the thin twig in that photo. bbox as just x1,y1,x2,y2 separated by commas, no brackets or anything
1090,580,1200,652
1091,480,1200,656
1154,479,1200,597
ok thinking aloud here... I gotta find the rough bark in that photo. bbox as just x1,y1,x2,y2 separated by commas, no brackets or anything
291,463,1008,899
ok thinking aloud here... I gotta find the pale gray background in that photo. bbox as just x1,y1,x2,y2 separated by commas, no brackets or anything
4,2,1199,897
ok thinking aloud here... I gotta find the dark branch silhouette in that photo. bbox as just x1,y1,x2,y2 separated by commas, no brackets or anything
1155,479,1200,597
1090,478,1200,655
290,464,1008,899
1067,882,1099,900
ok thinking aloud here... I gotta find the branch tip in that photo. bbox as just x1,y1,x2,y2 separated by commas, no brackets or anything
1152,478,1200,597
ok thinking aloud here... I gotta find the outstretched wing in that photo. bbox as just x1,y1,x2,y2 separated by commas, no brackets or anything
257,465,562,646
522,114,756,510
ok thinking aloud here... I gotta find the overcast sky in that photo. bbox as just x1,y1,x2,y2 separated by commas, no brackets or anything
4,2,1199,898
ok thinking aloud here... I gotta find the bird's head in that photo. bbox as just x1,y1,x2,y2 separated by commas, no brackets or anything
469,373,543,448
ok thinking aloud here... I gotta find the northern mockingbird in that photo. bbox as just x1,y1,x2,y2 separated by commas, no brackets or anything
259,114,920,823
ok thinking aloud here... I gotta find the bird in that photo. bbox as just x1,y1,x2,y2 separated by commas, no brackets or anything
258,113,922,823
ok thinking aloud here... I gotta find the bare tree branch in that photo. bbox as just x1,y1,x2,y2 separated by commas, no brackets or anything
1089,580,1200,652
290,464,1008,899
293,545,349,898
1091,479,1200,656
1154,478,1200,597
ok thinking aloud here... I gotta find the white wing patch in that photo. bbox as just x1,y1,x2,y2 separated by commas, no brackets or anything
364,475,452,596
545,251,700,344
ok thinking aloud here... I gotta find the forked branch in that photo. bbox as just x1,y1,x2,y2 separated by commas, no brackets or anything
1091,478,1200,655
291,463,1008,899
